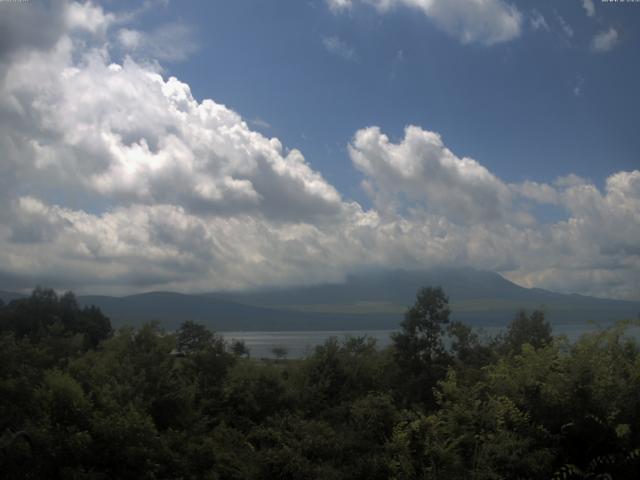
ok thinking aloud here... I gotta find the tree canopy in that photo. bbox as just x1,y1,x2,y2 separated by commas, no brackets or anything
1,286,639,479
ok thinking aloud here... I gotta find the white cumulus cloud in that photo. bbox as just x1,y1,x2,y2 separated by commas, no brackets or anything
65,0,114,34
349,126,513,223
0,1,638,300
0,40,342,222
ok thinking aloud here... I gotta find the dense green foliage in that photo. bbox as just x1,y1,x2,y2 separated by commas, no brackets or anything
1,287,639,479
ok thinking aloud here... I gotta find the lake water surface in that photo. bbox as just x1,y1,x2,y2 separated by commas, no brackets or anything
222,323,630,358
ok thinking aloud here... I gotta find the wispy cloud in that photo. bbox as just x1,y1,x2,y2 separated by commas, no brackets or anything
582,0,595,17
326,0,522,46
117,22,198,62
573,75,585,97
529,10,549,32
251,117,271,129
322,35,356,61
591,27,619,53
555,13,574,39
327,0,352,13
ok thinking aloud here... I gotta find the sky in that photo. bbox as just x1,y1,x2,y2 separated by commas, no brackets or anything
0,0,638,299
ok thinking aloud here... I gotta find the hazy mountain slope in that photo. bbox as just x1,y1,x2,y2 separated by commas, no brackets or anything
0,291,25,303
210,268,640,326
77,292,396,331
3,268,638,331
213,268,526,306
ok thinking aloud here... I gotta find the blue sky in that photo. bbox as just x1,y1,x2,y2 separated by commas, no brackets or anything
150,0,639,197
0,0,638,299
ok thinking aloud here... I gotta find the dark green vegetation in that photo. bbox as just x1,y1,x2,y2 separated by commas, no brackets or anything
4,269,638,330
1,286,640,479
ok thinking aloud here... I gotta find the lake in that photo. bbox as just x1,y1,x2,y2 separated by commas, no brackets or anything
222,323,631,358
222,330,394,359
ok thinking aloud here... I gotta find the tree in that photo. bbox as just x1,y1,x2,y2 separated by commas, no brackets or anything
223,362,290,426
447,321,495,381
0,288,111,352
231,340,250,358
175,322,235,415
271,346,289,361
78,305,112,348
392,286,451,407
501,309,552,355
176,321,214,354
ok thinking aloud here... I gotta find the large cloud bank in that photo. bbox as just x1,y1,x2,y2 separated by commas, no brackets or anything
0,1,638,299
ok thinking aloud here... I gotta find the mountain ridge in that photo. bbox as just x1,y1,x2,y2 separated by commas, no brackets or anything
1,268,638,330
